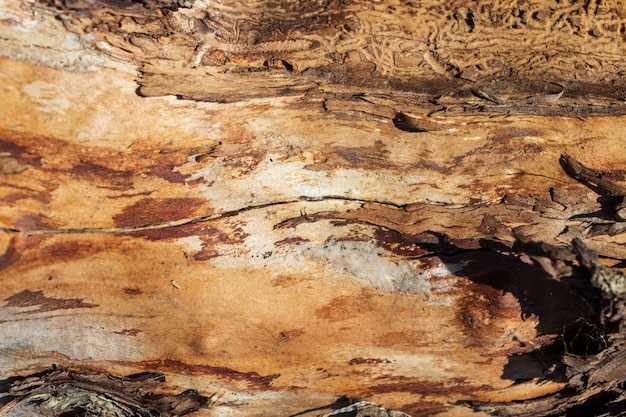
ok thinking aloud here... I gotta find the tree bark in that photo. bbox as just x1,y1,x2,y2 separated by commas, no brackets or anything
2,1,626,416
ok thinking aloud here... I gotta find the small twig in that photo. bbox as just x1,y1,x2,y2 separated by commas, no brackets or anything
472,89,506,104
560,154,626,220
559,154,626,197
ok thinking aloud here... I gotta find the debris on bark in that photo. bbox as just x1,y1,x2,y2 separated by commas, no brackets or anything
0,368,209,417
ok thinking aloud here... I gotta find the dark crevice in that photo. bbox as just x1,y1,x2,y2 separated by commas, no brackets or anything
392,112,429,132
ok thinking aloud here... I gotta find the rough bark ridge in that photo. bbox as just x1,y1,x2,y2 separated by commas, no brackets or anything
2,0,626,416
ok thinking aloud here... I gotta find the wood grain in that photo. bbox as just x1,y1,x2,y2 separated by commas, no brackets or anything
2,1,626,416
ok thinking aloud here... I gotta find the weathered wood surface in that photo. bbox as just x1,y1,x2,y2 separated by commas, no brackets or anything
2,1,626,416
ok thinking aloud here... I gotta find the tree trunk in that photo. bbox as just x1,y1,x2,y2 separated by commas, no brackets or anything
2,1,626,416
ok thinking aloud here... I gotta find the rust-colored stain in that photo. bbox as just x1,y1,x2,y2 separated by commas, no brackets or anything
106,190,154,200
348,357,392,365
4,289,98,313
148,162,190,184
123,287,143,295
128,221,249,260
131,222,202,240
451,237,513,251
0,235,47,271
0,246,15,270
221,148,266,177
0,131,202,222
478,214,508,236
193,224,249,260
133,359,279,389
373,228,438,257
454,282,514,339
305,141,391,171
3,181,53,205
273,212,338,230
113,328,142,336
400,400,451,417
271,274,316,288
42,240,94,258
376,329,428,347
70,160,134,191
113,198,207,228
362,376,481,396
315,288,376,322
274,236,310,247
278,328,305,341
273,212,380,232
408,149,453,175
375,228,513,258
487,127,549,144
603,168,626,182
19,238,114,268
0,237,16,270
0,135,42,169
334,141,388,167
13,214,59,231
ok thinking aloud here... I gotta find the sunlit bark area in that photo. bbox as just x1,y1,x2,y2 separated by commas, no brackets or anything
2,1,626,416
